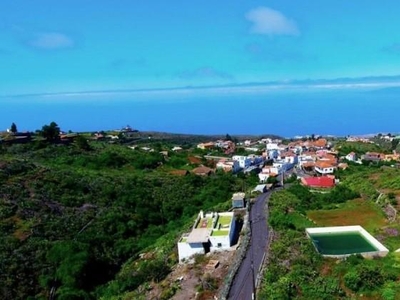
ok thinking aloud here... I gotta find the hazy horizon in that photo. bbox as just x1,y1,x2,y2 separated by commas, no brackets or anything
2,85,399,138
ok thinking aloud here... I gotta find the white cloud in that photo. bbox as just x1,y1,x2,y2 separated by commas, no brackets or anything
29,32,74,49
246,7,299,36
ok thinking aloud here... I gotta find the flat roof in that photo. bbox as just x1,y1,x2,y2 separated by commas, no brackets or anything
187,228,210,243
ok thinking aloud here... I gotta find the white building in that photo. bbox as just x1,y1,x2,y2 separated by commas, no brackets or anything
247,154,264,165
258,165,281,182
315,161,336,174
267,149,279,159
216,159,241,173
232,192,246,208
266,143,279,151
345,152,357,162
177,211,236,262
232,155,252,169
273,160,292,172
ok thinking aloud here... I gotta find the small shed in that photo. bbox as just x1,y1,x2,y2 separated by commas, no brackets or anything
232,192,246,208
252,184,267,194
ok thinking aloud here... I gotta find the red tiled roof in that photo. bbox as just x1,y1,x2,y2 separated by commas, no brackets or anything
192,166,214,175
301,176,335,188
188,156,202,164
302,162,315,168
170,170,189,176
315,161,335,168
313,138,327,148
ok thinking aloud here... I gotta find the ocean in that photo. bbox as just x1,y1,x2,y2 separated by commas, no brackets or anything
1,86,399,137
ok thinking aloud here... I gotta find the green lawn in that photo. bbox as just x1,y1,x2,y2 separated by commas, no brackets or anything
211,230,228,236
218,215,232,226
307,199,387,233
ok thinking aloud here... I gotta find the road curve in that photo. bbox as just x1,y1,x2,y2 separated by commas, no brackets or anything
227,191,271,300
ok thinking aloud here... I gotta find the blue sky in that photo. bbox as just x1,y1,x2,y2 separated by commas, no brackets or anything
2,0,400,96
2,1,400,136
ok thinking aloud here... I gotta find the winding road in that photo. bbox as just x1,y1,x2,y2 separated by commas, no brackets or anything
227,191,272,300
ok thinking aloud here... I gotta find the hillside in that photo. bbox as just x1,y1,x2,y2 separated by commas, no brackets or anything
0,139,256,299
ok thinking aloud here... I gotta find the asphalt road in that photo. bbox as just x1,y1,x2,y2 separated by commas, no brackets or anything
227,191,271,300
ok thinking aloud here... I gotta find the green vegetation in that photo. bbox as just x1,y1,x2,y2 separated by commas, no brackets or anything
10,122,17,133
335,140,385,156
261,161,400,299
0,137,254,299
40,121,61,142
211,230,228,236
307,199,386,232
218,215,232,226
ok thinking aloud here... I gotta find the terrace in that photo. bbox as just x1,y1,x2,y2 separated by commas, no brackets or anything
195,216,214,229
217,215,232,228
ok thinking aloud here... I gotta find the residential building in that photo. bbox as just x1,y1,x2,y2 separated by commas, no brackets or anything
192,166,214,176
383,153,400,162
267,149,279,160
362,152,384,162
232,155,252,169
247,154,264,165
232,192,246,208
346,152,357,162
301,176,335,189
258,165,280,182
244,140,252,146
266,143,279,151
216,159,240,173
315,161,336,174
172,146,183,152
177,211,236,262
197,142,215,150
252,184,267,194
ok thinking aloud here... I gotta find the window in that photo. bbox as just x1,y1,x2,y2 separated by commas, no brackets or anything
217,243,222,247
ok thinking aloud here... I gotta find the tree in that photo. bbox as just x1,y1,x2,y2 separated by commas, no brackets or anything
41,122,60,142
267,176,279,185
225,133,232,141
74,135,91,151
10,122,17,133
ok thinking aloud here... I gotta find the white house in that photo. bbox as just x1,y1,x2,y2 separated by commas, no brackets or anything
172,146,183,152
247,154,264,165
273,160,292,172
345,152,357,162
232,155,252,169
266,143,279,151
315,161,336,174
245,147,259,152
232,192,246,208
267,149,279,159
177,211,236,262
258,165,281,182
284,155,298,165
216,159,241,173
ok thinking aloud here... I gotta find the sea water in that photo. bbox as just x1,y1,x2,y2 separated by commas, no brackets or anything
1,86,399,136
